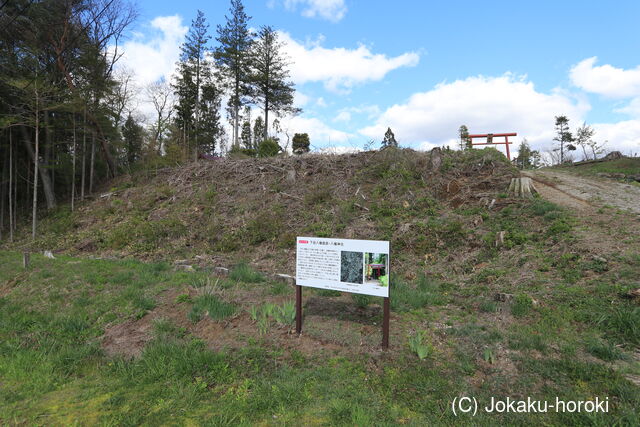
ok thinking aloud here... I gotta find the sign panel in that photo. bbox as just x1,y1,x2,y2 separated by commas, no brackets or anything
296,237,390,297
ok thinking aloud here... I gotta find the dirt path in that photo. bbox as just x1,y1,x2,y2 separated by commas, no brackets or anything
523,170,640,214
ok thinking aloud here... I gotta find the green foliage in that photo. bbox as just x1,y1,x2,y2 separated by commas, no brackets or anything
483,347,496,364
257,137,281,157
188,294,236,323
585,337,625,361
511,293,534,317
175,294,192,304
408,330,433,360
292,133,310,154
249,26,300,136
273,301,296,326
229,262,265,283
105,218,187,252
381,127,398,148
351,293,371,308
479,300,498,313
597,307,640,345
391,276,449,312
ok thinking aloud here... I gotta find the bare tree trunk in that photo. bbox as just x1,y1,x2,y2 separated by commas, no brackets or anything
32,90,40,240
81,106,86,200
194,56,200,162
21,126,56,210
71,113,76,211
9,129,13,242
90,130,95,194
1,145,6,241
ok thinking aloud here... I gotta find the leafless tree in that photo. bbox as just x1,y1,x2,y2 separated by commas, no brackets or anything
146,79,174,154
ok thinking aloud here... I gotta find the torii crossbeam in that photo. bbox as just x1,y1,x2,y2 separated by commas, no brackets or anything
468,133,517,160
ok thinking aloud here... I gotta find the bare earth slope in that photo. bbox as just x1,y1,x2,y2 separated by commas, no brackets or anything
524,169,640,214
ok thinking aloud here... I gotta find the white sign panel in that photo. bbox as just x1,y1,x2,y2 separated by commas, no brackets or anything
296,237,390,297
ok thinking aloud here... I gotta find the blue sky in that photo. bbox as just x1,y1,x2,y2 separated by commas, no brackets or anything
120,0,640,157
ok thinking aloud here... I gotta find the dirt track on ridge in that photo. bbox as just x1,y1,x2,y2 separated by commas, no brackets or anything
522,170,640,214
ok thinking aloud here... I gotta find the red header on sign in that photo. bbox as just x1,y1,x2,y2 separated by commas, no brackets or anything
298,240,309,244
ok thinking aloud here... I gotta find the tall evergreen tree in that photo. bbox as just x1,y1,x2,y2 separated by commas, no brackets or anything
215,0,253,149
253,116,264,147
121,113,144,166
458,125,470,150
553,116,574,164
174,10,211,161
249,26,300,140
198,80,224,155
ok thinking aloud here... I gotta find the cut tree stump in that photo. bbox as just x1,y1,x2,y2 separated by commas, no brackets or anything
508,177,537,198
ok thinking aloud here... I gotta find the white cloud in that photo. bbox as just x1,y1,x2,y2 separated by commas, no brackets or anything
359,73,591,153
274,115,354,148
592,120,640,155
294,91,310,107
279,31,419,92
275,0,347,22
118,16,187,87
570,57,640,98
615,97,640,118
333,111,351,122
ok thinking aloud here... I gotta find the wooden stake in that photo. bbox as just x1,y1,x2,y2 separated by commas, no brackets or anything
23,252,30,269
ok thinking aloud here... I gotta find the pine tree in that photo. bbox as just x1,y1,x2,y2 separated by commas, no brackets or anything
515,139,540,169
553,116,574,164
198,80,224,155
215,0,253,149
381,127,398,148
253,116,265,147
174,10,211,161
241,120,252,149
121,114,144,166
249,26,300,140
458,125,470,150
292,133,310,154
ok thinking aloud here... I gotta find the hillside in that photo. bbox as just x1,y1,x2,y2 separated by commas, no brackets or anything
2,148,640,425
13,148,516,273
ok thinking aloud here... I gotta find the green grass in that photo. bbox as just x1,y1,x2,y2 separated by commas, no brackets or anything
2,175,640,425
229,262,266,283
188,295,236,322
563,157,640,177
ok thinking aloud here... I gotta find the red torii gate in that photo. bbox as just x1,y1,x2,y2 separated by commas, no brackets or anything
468,133,517,161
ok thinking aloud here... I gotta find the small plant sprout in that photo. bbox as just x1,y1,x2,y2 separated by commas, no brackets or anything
248,305,259,322
408,330,433,360
274,301,296,326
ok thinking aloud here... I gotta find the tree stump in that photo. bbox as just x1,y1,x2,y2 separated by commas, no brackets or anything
429,147,443,170
508,177,537,198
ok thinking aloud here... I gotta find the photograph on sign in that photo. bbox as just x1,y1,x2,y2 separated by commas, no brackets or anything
296,237,390,297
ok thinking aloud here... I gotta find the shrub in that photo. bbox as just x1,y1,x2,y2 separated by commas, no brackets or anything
257,138,281,157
